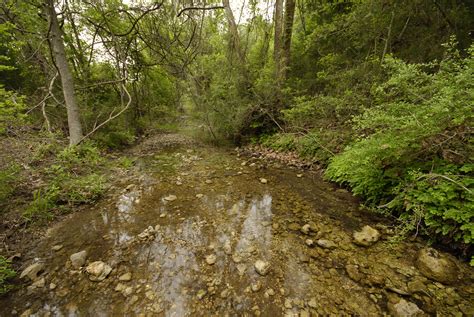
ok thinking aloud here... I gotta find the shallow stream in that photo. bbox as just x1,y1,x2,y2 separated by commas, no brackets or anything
2,135,473,316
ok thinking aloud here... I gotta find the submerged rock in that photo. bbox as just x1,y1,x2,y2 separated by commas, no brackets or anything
345,264,364,282
416,248,458,284
70,250,87,269
196,289,207,300
353,225,380,246
51,245,63,251
119,272,132,281
164,195,177,201
205,254,217,265
254,260,270,276
86,261,112,281
20,262,44,281
300,224,312,235
387,298,424,317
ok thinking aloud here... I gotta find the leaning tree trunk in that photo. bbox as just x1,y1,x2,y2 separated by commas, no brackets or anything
46,0,83,145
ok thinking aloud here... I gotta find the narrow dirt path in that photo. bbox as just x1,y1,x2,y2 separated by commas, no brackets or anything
2,134,473,316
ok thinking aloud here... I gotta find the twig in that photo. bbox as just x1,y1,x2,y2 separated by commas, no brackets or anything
417,173,472,194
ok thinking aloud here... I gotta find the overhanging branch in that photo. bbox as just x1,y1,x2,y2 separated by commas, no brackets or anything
177,5,225,17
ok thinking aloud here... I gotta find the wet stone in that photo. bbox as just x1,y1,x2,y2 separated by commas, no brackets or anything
197,289,207,300
206,254,217,265
70,250,88,269
254,260,270,276
387,298,424,317
20,262,44,281
119,272,132,282
353,225,380,247
251,281,262,292
316,239,337,249
300,224,312,235
51,245,63,251
416,248,459,284
164,195,177,201
236,264,246,276
86,261,112,282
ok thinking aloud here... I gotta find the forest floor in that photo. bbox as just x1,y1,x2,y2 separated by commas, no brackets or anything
1,132,473,316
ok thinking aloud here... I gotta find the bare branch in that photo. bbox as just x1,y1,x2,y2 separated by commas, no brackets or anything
177,5,225,17
78,80,132,143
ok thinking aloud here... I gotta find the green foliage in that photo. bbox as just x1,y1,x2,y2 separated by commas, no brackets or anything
326,44,474,245
0,164,20,205
0,85,27,134
25,143,106,221
24,186,59,221
0,256,16,295
95,130,135,149
118,156,136,169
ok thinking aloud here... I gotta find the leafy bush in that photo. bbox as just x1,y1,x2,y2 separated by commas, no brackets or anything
0,256,15,295
326,42,474,245
0,85,26,134
25,143,107,221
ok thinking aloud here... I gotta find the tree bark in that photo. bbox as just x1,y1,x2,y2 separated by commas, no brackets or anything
282,0,296,80
273,0,284,83
46,0,83,145
223,0,245,64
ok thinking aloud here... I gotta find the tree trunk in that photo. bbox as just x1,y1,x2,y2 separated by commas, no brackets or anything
46,0,83,145
273,0,284,84
223,0,245,64
282,0,296,80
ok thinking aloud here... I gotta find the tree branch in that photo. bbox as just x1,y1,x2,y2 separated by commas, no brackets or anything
177,5,225,17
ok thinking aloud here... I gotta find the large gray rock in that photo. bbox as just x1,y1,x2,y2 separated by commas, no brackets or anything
416,248,458,284
70,250,87,269
86,261,112,281
353,225,380,246
388,298,424,317
20,262,44,281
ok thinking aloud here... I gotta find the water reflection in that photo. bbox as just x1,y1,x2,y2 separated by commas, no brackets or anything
235,194,273,259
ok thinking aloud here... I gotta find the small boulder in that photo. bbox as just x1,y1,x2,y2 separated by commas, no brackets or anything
70,250,87,269
259,178,268,184
86,261,112,281
254,260,270,276
20,262,44,281
305,239,315,247
416,248,458,284
388,298,424,317
353,225,380,247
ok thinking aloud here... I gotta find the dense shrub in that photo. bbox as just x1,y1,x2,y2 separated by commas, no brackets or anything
326,43,473,246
